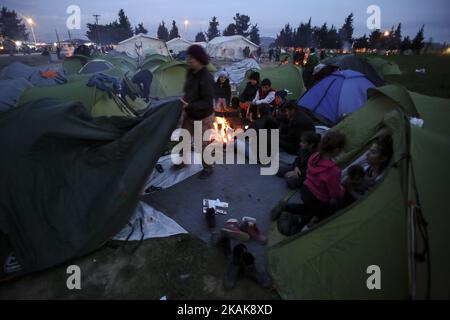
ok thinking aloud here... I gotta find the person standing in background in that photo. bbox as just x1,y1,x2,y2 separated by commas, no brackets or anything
181,45,215,179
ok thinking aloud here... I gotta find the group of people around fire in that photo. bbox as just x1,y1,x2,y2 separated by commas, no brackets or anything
181,44,394,235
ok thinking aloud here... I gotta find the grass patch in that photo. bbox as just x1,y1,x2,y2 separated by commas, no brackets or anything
378,54,450,99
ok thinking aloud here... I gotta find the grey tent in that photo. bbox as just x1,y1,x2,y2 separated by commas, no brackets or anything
0,78,33,113
323,54,385,87
0,62,67,87
0,98,182,280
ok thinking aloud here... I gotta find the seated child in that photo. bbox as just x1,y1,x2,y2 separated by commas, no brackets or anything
345,165,369,200
277,131,321,189
339,165,370,208
274,131,347,235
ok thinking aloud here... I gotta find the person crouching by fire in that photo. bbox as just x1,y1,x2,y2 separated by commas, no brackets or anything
233,71,260,123
180,45,215,179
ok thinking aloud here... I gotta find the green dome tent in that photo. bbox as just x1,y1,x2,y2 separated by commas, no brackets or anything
103,55,139,72
141,53,171,71
64,55,137,78
62,55,91,75
18,79,138,117
268,85,450,299
239,64,306,100
365,57,402,76
324,54,385,87
78,59,114,74
206,62,217,73
148,60,188,98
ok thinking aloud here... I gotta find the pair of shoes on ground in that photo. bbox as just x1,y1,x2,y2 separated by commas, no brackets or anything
224,243,272,290
221,217,267,244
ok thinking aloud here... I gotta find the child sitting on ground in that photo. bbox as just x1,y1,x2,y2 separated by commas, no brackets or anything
274,131,347,236
277,131,321,189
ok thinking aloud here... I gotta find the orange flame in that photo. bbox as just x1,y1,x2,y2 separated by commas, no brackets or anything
213,116,233,143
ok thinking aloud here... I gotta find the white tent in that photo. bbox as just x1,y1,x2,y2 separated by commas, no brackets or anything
215,58,261,86
207,36,259,61
116,33,170,58
193,42,207,49
167,37,192,54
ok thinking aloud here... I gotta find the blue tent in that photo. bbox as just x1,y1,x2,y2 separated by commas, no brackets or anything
297,70,375,125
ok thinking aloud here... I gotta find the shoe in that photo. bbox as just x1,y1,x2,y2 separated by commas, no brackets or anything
155,164,164,173
270,201,286,221
241,216,257,224
224,257,242,290
198,168,214,179
221,219,250,241
205,207,216,229
277,211,295,236
301,216,319,232
144,185,162,194
232,243,248,257
240,217,267,244
223,244,247,290
215,231,232,256
241,251,272,288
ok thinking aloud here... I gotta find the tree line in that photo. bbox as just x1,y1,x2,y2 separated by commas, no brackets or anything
85,10,262,45
0,5,427,53
274,13,426,53
162,14,261,45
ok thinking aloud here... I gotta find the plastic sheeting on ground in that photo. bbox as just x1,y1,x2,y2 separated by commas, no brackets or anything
114,201,187,241
215,58,261,86
0,78,33,113
0,62,67,87
142,154,203,193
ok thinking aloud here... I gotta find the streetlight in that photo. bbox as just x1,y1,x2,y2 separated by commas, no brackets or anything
184,20,189,38
26,17,37,46
383,30,390,37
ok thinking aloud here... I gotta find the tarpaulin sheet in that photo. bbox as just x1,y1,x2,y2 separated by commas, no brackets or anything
114,201,187,241
0,98,182,274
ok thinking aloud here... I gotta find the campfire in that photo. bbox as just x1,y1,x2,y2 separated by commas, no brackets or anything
303,53,309,66
212,116,234,144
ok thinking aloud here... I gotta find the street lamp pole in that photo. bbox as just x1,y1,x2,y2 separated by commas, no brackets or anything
27,18,37,46
184,20,189,39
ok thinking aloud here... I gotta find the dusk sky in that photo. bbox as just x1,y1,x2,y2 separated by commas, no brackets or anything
3,0,450,43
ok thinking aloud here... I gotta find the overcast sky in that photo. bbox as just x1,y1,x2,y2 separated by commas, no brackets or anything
3,0,450,43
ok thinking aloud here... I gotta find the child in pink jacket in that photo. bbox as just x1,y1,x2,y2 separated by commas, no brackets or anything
275,131,347,235
302,131,347,221
301,131,346,220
